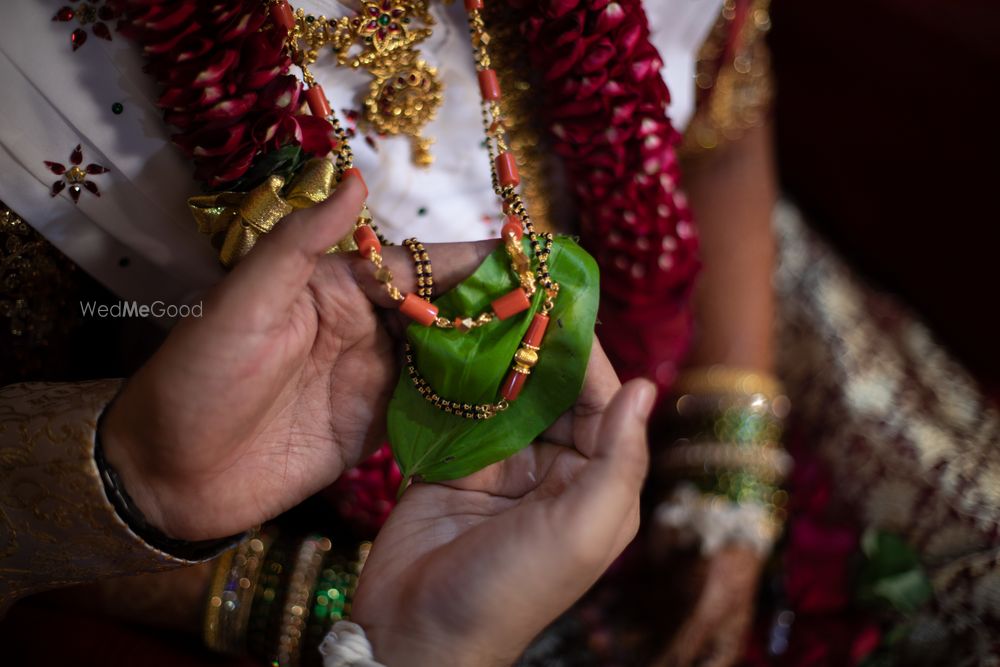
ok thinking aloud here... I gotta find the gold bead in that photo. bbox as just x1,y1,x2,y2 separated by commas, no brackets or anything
375,266,393,283
514,347,538,368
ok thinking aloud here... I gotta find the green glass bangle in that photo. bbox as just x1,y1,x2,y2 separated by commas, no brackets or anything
247,536,293,663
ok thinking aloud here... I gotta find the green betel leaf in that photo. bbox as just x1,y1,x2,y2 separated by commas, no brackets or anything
388,236,599,483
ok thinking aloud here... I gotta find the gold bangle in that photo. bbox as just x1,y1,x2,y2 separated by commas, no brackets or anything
204,530,275,655
219,531,274,654
203,547,236,652
673,365,784,400
276,535,332,667
660,442,793,485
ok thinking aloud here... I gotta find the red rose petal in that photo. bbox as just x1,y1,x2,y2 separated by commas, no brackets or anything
295,114,338,156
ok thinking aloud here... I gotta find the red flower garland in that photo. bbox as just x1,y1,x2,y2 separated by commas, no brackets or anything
515,0,700,390
116,0,337,189
115,0,702,530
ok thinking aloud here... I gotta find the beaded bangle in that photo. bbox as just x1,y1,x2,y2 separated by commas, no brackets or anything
658,367,791,554
673,365,785,400
275,535,332,667
402,238,434,300
656,484,783,556
204,530,276,655
303,541,372,667
660,442,793,486
247,535,294,662
674,390,791,422
203,547,236,652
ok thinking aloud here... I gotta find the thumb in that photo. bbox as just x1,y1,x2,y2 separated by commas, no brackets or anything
594,378,656,471
210,168,367,327
556,378,654,546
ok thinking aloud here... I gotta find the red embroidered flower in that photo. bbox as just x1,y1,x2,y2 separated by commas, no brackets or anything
116,0,338,190
514,0,700,391
53,1,119,51
45,144,110,203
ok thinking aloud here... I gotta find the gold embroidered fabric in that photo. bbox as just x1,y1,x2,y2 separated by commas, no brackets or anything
682,0,774,155
0,202,86,381
774,202,1000,656
0,380,207,615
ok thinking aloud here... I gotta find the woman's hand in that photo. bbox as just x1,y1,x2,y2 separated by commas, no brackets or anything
651,546,764,667
351,343,655,667
101,172,492,541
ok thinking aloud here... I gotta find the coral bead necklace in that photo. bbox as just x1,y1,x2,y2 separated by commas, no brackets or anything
270,0,560,416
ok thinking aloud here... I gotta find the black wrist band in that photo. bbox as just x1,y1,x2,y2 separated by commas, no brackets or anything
94,418,243,561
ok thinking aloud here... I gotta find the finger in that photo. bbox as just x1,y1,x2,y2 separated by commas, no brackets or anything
554,377,655,549
442,441,581,498
210,169,367,328
590,377,655,477
545,341,621,455
350,240,498,308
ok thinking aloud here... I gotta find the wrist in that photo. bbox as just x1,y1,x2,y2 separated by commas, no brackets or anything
357,613,518,667
363,626,483,667
99,397,173,536
97,399,243,554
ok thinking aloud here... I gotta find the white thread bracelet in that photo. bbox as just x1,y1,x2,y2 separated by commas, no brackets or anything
319,621,386,667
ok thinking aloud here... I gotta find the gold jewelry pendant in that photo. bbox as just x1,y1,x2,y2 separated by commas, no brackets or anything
331,1,443,166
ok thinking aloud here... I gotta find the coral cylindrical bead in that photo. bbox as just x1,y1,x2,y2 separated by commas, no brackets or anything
501,215,523,241
523,313,550,348
272,0,295,30
305,85,332,118
477,69,501,101
354,225,381,259
495,152,520,187
501,368,528,401
399,293,439,327
464,0,484,11
491,288,531,320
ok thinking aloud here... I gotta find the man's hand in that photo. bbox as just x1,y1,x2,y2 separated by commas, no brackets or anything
351,343,655,667
101,172,493,541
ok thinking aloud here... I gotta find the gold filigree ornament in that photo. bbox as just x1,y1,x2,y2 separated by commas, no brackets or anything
292,2,443,166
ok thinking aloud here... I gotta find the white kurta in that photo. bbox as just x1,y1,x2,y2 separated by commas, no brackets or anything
0,0,721,307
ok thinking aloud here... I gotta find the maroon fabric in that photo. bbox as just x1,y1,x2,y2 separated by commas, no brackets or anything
0,599,255,667
769,0,1000,386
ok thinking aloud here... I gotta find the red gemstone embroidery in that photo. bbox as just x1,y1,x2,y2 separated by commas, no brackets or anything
45,145,110,204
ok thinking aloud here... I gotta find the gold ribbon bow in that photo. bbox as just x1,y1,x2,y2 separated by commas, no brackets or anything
188,158,352,267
